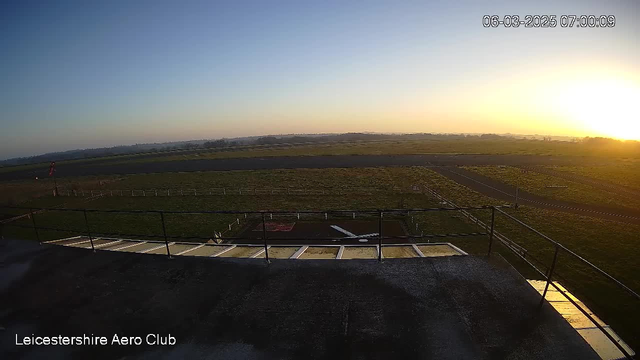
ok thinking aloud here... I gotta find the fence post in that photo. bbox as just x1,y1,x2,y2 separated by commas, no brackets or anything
29,208,41,244
83,210,95,252
487,207,495,256
378,211,383,262
262,213,270,263
160,212,171,258
539,244,560,307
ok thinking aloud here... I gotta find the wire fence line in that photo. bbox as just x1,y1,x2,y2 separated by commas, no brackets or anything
54,186,426,198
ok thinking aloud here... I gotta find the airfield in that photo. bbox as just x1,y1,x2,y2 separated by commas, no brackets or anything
1,139,639,358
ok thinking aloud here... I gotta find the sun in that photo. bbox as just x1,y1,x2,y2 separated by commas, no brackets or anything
557,77,640,140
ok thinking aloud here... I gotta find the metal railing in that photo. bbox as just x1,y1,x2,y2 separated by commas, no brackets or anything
489,207,638,359
1,205,494,259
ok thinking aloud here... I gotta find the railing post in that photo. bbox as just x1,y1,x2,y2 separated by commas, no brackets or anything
29,208,41,244
378,210,383,262
83,210,95,252
487,207,495,256
262,212,269,263
540,244,560,307
160,212,171,258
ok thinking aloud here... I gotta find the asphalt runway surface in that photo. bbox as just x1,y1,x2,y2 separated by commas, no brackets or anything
432,167,640,225
0,238,598,359
0,154,609,181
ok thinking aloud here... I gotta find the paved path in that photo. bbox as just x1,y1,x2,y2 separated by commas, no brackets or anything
432,167,640,225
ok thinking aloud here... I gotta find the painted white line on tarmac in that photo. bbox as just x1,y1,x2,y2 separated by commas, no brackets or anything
93,240,122,249
140,242,175,254
412,244,426,258
211,245,236,257
176,243,205,255
112,241,147,251
45,235,82,244
291,246,308,259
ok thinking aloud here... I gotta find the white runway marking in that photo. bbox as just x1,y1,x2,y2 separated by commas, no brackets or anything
330,225,379,241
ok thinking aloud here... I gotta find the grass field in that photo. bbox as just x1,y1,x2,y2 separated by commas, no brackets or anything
550,162,640,190
1,166,638,350
463,165,640,210
3,137,639,176
107,138,640,165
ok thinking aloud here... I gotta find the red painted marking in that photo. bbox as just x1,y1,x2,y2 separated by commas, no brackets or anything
253,222,295,232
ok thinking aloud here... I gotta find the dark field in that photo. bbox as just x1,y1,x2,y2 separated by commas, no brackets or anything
1,157,639,352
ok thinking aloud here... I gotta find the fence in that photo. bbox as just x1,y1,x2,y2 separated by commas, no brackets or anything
0,202,637,358
54,186,418,197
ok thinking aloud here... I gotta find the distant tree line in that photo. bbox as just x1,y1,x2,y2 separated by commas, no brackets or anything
2,133,637,167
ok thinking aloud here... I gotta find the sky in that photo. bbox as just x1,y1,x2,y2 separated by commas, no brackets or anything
1,0,638,159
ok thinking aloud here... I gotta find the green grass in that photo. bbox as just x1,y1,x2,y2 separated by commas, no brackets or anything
551,162,640,190
463,165,640,210
76,138,640,167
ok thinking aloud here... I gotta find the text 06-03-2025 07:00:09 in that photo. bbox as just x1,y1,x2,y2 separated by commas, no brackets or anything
483,15,616,28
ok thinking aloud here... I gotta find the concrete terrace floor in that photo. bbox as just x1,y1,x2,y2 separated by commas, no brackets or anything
0,239,598,360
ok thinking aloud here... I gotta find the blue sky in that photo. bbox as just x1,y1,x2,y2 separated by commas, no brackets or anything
1,0,638,159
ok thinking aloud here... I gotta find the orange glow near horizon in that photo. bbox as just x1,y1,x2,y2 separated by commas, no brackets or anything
553,77,640,141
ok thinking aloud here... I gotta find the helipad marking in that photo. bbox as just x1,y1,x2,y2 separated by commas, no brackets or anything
331,225,357,237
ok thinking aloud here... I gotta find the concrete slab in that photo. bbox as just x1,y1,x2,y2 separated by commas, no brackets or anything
145,243,199,255
417,244,462,257
118,242,161,253
382,245,418,258
217,246,262,258
79,239,114,249
183,244,232,257
255,246,299,259
298,246,340,259
528,280,634,359
341,246,377,259
577,327,635,360
100,240,141,251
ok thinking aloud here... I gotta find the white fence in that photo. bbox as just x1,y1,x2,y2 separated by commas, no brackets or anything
56,186,419,198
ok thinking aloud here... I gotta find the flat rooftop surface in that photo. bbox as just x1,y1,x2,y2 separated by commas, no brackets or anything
0,239,597,360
